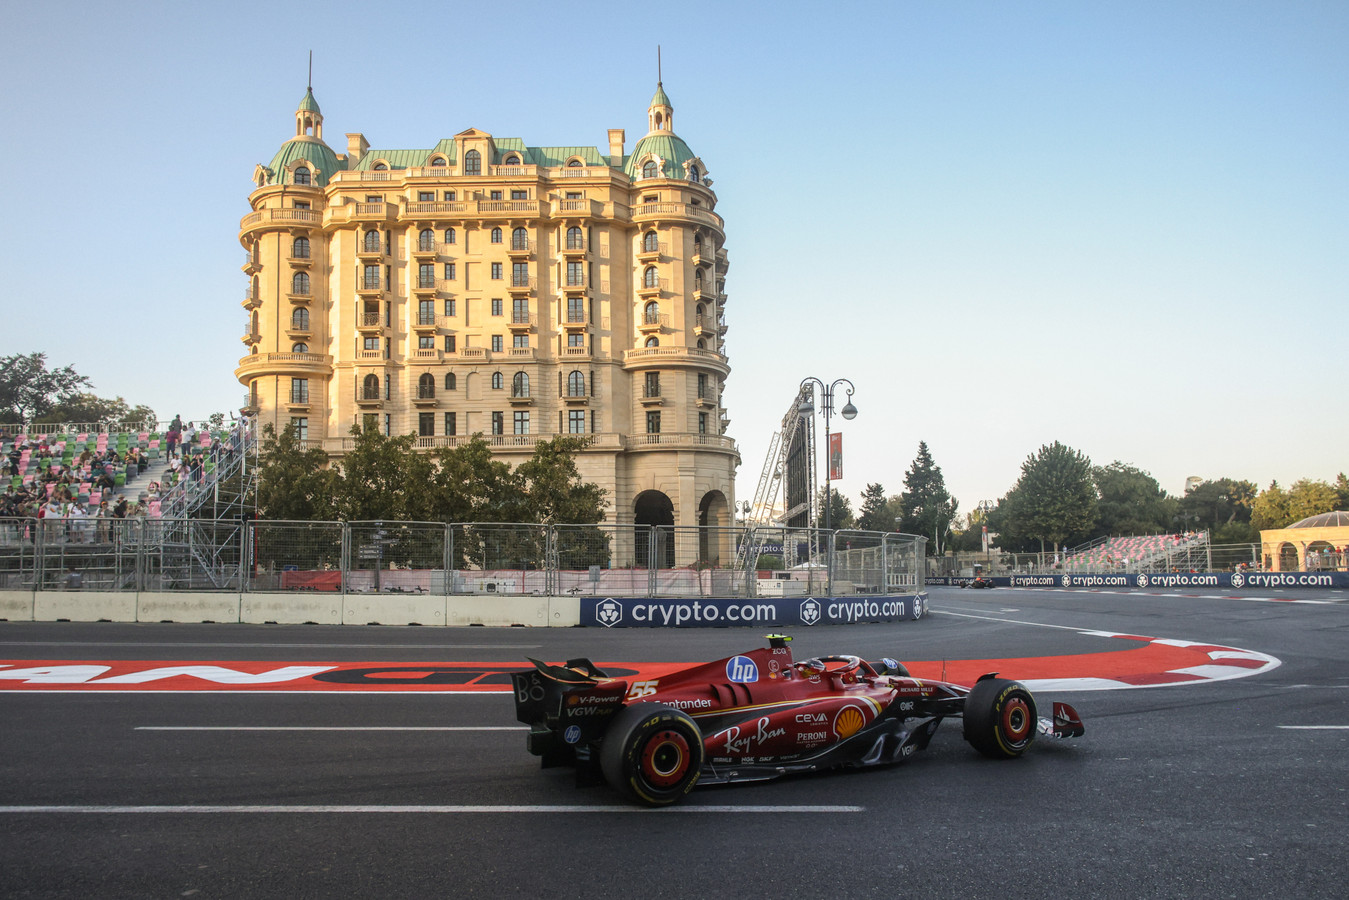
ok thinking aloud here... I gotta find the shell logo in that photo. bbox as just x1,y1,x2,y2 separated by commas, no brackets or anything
833,705,866,739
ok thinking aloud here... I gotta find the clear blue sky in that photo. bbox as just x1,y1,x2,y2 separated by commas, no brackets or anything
2,0,1344,516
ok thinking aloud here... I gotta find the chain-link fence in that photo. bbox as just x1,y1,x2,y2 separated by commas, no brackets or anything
2,517,930,598
928,540,1278,578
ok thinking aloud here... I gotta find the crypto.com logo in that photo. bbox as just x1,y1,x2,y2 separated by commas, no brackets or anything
596,598,622,627
800,598,822,626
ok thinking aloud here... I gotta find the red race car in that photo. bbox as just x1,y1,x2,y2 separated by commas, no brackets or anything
511,635,1085,806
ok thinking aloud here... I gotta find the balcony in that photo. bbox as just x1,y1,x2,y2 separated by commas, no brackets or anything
235,352,333,377
622,346,729,375
636,240,667,263
561,344,592,360
242,252,261,276
356,312,385,335
352,202,392,222
551,198,601,219
412,313,439,332
691,246,708,268
356,349,387,362
507,314,534,332
240,328,260,346
638,313,669,334
411,240,438,259
458,347,490,361
561,236,588,257
626,432,737,454
509,389,534,406
411,347,442,362
411,277,440,296
355,390,383,409
286,390,311,409
288,249,313,268
507,347,536,361
692,286,712,304
562,312,591,332
287,284,313,303
242,288,261,311
640,385,664,407
636,276,664,298
356,241,386,260
694,313,717,337
631,202,725,233
356,279,385,298
561,277,588,296
508,276,536,294
405,200,469,217
507,238,533,257
239,208,323,239
478,200,540,219
413,386,438,407
562,390,590,405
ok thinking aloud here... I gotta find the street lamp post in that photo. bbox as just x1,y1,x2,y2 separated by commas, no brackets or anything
797,377,858,533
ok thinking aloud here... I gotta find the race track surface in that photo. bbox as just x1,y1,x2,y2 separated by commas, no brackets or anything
1,585,1346,899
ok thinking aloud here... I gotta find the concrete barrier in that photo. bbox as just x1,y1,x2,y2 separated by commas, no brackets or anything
34,591,136,622
137,592,242,624
0,590,34,621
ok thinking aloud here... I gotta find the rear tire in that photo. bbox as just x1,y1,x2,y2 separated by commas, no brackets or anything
600,703,703,806
963,678,1037,758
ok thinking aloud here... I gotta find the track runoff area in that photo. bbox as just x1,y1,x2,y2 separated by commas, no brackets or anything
1,583,1346,897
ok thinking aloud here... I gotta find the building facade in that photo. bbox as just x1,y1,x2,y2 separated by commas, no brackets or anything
236,83,738,548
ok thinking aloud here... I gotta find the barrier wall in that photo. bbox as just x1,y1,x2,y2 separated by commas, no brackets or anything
930,572,1349,589
0,589,924,628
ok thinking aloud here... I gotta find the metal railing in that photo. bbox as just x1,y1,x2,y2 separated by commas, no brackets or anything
1,519,926,600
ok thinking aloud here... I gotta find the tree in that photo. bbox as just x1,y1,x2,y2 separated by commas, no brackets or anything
998,441,1096,553
0,353,92,423
814,486,854,530
513,436,608,524
1092,462,1176,538
897,442,958,555
856,482,902,533
37,393,156,426
1179,477,1257,542
1252,478,1340,530
256,423,337,520
1336,473,1349,511
328,424,433,522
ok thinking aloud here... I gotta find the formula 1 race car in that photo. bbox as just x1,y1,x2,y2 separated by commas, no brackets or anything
511,635,1084,806
960,576,996,589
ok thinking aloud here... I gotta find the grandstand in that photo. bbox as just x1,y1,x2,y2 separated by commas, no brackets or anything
1059,531,1211,573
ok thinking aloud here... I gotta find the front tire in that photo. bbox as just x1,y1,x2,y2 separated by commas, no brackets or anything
963,678,1037,758
600,703,703,806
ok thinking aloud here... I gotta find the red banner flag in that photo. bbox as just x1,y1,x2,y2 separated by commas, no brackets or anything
828,432,843,480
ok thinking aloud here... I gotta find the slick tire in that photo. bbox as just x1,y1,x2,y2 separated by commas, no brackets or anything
600,703,703,807
963,678,1037,759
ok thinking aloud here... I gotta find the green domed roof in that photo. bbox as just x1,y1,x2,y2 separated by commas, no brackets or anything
265,135,345,187
297,88,321,113
624,131,698,180
650,82,672,110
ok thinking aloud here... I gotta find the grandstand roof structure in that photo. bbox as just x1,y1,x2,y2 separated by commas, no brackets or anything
1288,511,1349,529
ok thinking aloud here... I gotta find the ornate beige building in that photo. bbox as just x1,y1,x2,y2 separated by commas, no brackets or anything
236,82,738,541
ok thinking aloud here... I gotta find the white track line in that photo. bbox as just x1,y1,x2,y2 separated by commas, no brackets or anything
1277,725,1349,730
0,804,863,815
136,726,525,731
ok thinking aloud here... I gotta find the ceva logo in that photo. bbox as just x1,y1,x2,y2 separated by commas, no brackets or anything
800,598,822,626
596,598,622,627
726,656,759,683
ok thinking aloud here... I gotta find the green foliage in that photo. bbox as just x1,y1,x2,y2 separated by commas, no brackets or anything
897,441,958,555
1252,478,1341,530
256,426,607,527
997,441,1096,552
0,353,93,423
814,487,854,530
856,482,903,533
36,392,156,426
1091,462,1176,537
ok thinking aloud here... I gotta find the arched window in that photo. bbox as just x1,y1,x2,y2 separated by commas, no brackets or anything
643,266,659,288
567,371,586,397
362,374,379,399
643,301,660,325
292,342,308,353
291,272,310,294
697,339,707,350
491,227,502,244
444,227,456,244
291,308,309,330
511,227,528,250
643,231,659,253
418,373,435,399
464,149,481,175
430,157,446,167
567,158,583,168
696,303,706,320
645,336,660,348
418,229,435,251
373,162,388,171
693,234,703,253
292,236,310,258
363,230,380,252
294,166,311,185
512,372,530,397
444,372,457,391
504,155,520,165
642,159,658,179
491,372,503,390
566,226,583,250
695,269,704,289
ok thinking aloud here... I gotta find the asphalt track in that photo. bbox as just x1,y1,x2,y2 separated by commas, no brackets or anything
1,585,1346,899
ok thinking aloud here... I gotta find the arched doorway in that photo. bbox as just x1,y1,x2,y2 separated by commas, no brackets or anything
1278,542,1299,571
634,490,675,568
698,490,729,566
